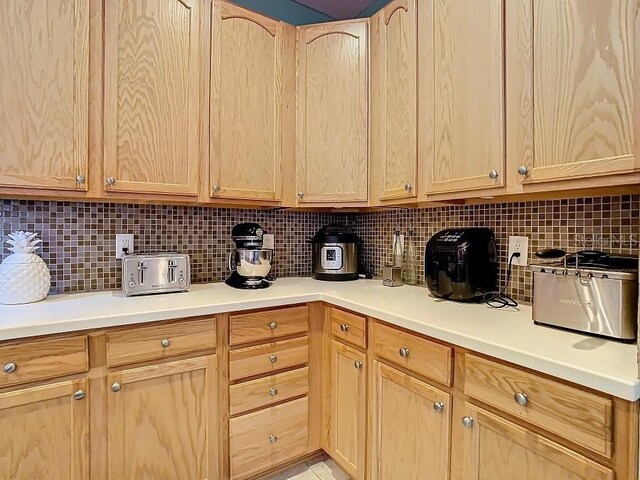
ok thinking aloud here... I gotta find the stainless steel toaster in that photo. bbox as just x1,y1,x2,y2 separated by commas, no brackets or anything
531,255,638,341
122,253,190,296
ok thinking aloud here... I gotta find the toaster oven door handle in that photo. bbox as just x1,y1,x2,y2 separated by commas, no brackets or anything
228,252,236,272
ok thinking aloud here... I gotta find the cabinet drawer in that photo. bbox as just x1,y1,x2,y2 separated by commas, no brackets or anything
229,336,309,381
230,366,309,416
106,317,216,367
229,306,309,346
372,322,452,385
331,308,367,349
0,336,88,388
230,396,309,479
464,354,613,457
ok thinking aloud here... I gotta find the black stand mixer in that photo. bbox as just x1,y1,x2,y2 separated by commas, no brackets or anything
225,223,274,289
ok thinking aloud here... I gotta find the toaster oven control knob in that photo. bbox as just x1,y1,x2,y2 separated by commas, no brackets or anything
517,165,529,176
339,324,349,332
399,347,410,358
111,383,122,393
128,281,136,288
178,277,185,284
269,387,278,397
161,338,171,348
404,183,413,192
213,184,221,193
3,362,16,374
269,355,278,364
433,402,445,413
462,416,475,428
268,322,277,330
514,392,528,406
488,170,499,180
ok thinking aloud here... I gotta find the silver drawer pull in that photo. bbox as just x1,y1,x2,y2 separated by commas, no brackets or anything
269,387,278,396
111,382,122,393
3,362,16,374
269,434,278,444
268,322,277,330
514,392,528,406
73,390,85,401
433,402,444,413
339,324,349,332
269,355,278,363
160,338,171,348
462,416,475,428
399,347,410,358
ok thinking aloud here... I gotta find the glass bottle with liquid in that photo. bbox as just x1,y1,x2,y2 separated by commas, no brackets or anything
392,230,403,267
403,230,417,285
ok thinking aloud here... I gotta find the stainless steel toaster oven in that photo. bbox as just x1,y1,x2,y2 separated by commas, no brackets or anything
122,253,190,296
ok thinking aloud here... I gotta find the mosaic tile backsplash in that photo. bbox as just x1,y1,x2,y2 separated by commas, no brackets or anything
1,195,638,303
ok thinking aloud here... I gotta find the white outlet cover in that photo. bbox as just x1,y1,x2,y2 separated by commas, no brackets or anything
115,233,134,259
507,235,529,266
262,234,275,250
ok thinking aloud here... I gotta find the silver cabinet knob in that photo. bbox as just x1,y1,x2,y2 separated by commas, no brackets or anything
433,402,445,413
269,434,278,444
76,175,86,184
268,322,277,330
404,183,413,192
354,360,363,369
269,355,278,363
517,165,529,176
339,323,349,332
297,192,304,199
514,392,528,406
3,362,16,374
73,390,85,400
488,170,499,180
105,176,116,186
213,184,221,193
399,347,410,358
160,338,170,348
269,387,278,397
111,382,122,392
462,416,475,428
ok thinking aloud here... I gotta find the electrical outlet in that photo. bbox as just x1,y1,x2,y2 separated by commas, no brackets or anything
115,234,134,259
262,234,275,250
507,235,529,266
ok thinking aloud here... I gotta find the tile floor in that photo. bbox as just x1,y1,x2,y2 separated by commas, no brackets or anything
270,456,350,480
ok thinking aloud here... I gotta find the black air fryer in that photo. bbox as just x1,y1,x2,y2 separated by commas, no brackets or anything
425,228,497,301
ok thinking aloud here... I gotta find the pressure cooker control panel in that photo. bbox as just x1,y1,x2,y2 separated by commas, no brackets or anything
321,246,343,270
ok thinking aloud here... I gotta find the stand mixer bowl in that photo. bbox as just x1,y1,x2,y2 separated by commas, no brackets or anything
229,249,273,279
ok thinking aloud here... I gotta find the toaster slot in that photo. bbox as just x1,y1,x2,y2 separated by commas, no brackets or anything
168,259,177,283
137,260,147,285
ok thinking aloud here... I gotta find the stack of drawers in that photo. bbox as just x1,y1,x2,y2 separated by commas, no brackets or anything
228,305,311,480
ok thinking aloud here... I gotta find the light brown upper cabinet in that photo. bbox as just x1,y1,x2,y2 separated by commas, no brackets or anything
296,20,369,205
209,1,295,202
0,0,89,192
506,0,640,191
425,0,506,197
102,0,204,196
370,0,419,204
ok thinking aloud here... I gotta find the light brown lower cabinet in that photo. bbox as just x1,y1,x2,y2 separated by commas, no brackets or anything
455,402,614,480
370,361,451,480
0,378,89,480
105,355,218,480
327,339,367,479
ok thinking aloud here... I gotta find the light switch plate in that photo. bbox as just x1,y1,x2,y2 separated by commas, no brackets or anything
115,234,134,259
262,234,275,250
507,235,529,266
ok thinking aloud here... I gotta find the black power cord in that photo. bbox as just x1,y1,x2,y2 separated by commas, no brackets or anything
484,252,520,309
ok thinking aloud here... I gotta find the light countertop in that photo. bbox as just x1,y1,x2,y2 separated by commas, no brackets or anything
0,277,638,400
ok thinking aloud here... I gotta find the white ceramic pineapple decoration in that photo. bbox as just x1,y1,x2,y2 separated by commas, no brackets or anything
0,231,51,304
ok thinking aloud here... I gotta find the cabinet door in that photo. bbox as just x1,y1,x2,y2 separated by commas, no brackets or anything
0,0,88,191
507,0,640,187
370,361,450,480
0,379,89,480
103,0,203,196
210,1,293,201
428,0,505,194
297,20,369,204
106,356,218,480
328,340,366,480
371,0,418,202
457,403,613,480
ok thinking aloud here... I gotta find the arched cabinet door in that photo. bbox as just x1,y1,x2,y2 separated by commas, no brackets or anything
103,0,204,196
296,20,369,205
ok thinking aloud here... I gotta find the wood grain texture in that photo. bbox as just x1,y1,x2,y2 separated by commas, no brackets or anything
210,1,286,201
370,0,418,202
105,316,216,367
457,402,613,480
0,378,89,480
229,396,309,480
296,20,369,203
107,355,218,480
330,307,367,349
229,336,309,381
464,354,613,457
372,321,452,386
229,305,309,346
370,361,451,480
229,366,309,416
506,0,639,187
0,0,88,191
430,0,505,194
0,335,88,388
103,0,202,195
327,340,366,480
